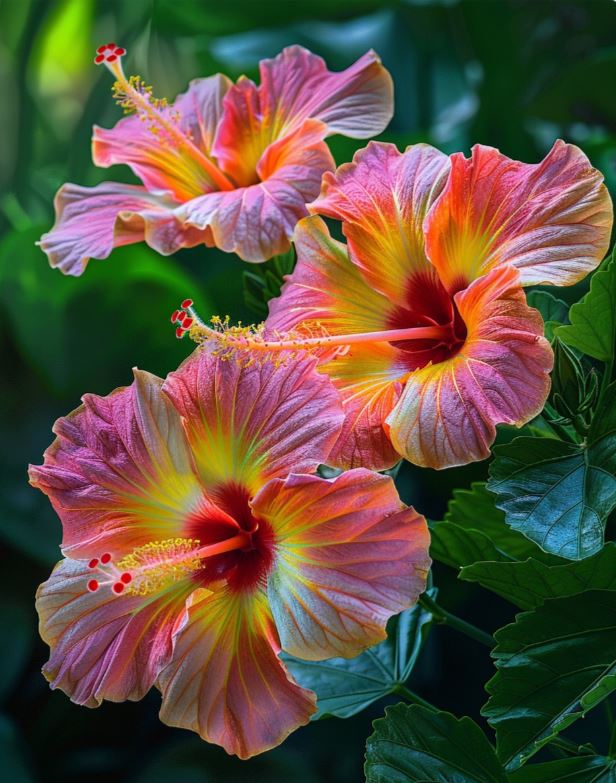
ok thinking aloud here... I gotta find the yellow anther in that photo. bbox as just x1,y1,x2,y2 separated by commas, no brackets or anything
117,538,202,596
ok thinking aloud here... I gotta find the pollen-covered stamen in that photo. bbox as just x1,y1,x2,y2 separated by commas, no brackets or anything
88,533,252,597
95,43,233,192
184,315,454,355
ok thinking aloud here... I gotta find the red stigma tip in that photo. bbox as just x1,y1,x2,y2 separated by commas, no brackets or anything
107,54,117,62
181,298,193,309
87,579,99,592
171,310,180,323
94,54,104,64
107,42,115,47
182,317,194,329
88,558,99,569
115,47,126,56
175,326,185,339
101,552,112,564
120,572,132,584
96,45,106,54
113,582,125,594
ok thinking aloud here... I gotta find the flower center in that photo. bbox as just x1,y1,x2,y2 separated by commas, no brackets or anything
86,486,274,597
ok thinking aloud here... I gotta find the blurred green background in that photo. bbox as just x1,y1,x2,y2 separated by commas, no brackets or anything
1,1,615,780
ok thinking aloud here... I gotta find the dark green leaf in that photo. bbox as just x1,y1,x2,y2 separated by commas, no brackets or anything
0,225,212,396
242,249,295,319
487,384,616,559
283,589,435,719
527,290,569,341
482,589,616,770
507,756,616,783
526,290,569,326
430,482,561,568
557,254,616,362
365,703,507,783
461,543,616,609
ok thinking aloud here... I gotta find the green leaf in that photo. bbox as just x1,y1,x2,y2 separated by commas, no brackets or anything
526,290,569,341
557,254,616,362
283,589,435,719
461,543,616,609
487,384,616,559
430,482,561,569
507,756,616,783
482,589,616,770
0,225,212,396
364,703,507,783
242,249,295,319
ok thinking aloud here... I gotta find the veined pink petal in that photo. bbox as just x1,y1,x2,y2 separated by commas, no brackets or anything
425,140,613,291
29,369,204,558
158,586,316,759
310,142,450,306
267,216,408,469
180,119,333,262
37,558,191,706
93,74,232,202
253,470,430,660
162,348,344,495
212,46,393,187
386,265,553,469
38,182,210,276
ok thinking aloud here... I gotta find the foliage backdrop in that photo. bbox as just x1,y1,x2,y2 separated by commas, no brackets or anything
1,1,615,780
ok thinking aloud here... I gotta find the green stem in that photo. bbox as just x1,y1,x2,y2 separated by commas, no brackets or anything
550,736,596,757
393,684,437,712
419,594,494,648
598,355,614,409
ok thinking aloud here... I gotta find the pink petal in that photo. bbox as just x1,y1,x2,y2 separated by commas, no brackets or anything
93,74,232,201
29,369,204,558
425,140,613,290
180,119,333,261
386,265,553,469
267,215,408,469
38,182,210,276
37,558,190,706
253,470,430,659
162,347,344,496
310,142,450,306
158,586,316,759
212,46,393,185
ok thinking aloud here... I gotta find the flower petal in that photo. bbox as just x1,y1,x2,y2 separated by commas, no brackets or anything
310,142,449,306
38,182,210,276
254,470,430,660
425,140,613,291
157,586,316,759
29,369,204,557
267,216,409,470
386,265,553,469
162,348,344,496
37,558,190,706
212,46,393,186
93,75,232,202
180,119,333,262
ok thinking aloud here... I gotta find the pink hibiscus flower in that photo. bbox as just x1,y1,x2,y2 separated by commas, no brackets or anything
29,348,430,758
192,140,611,470
38,43,393,275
